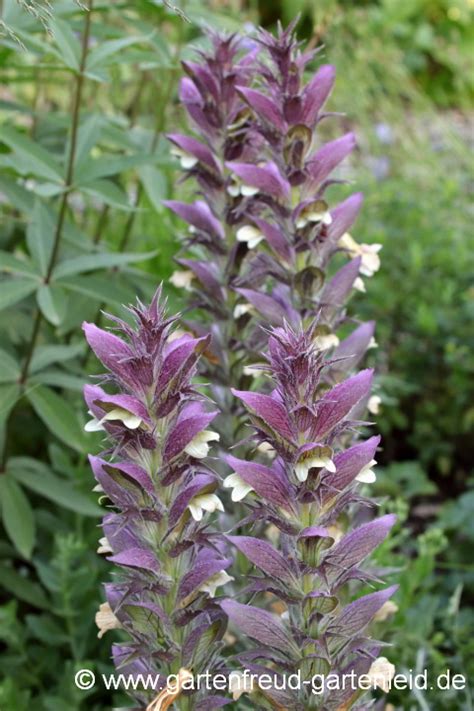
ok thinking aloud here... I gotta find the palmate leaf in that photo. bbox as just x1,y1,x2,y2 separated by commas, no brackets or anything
0,477,35,560
27,385,88,453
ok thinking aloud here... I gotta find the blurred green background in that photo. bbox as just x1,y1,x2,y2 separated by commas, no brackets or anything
0,0,473,708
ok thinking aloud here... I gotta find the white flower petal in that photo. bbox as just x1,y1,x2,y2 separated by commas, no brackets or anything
223,473,254,502
241,184,259,197
170,270,194,290
184,430,220,459
367,657,395,693
84,417,105,432
236,225,263,249
198,570,234,598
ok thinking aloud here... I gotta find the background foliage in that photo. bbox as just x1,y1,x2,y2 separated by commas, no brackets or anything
0,0,472,709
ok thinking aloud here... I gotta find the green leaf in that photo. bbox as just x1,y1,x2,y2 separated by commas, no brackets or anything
49,17,81,71
0,175,34,213
0,564,49,609
53,249,157,279
10,466,102,517
0,384,21,426
27,386,87,453
86,35,151,70
139,165,167,212
0,477,35,560
0,278,37,311
75,153,153,184
30,343,85,373
0,251,38,278
58,273,136,304
0,349,20,384
26,200,56,275
75,113,103,169
30,371,86,391
36,285,67,326
1,126,63,182
82,179,132,210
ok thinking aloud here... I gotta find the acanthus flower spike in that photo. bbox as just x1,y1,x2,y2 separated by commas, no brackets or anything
220,320,397,709
84,291,231,710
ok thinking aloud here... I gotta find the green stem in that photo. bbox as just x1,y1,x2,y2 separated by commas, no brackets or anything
19,0,94,385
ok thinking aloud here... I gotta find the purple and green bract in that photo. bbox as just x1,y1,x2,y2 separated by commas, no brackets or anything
222,321,397,709
83,290,231,709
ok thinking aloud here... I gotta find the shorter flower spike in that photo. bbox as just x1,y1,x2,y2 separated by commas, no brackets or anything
84,291,230,710
221,321,397,707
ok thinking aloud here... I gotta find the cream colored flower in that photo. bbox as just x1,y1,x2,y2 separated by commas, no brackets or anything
257,441,275,457
184,430,220,458
339,232,382,277
367,657,395,693
296,201,332,229
353,276,366,292
236,225,264,249
85,407,143,432
95,602,121,639
97,537,112,555
368,336,378,349
170,270,194,291
170,145,198,169
187,493,224,521
295,448,336,483
229,671,255,701
227,176,259,198
355,458,377,483
368,395,382,415
84,410,105,432
223,472,254,502
198,570,234,598
373,600,399,622
243,364,262,377
327,523,344,543
314,333,340,351
233,303,254,319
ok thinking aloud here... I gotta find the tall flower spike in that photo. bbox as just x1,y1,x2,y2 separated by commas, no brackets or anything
167,25,376,408
221,321,397,709
84,291,231,710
